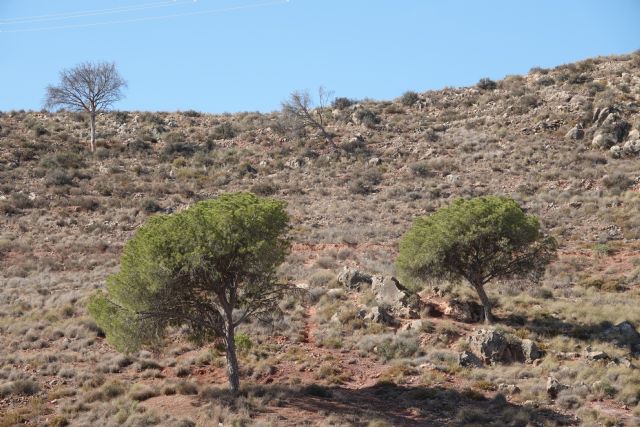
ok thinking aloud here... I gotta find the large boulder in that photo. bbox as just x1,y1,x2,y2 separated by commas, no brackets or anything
521,339,543,362
364,306,395,325
442,299,483,323
468,329,512,364
467,329,543,364
601,321,640,353
565,124,584,140
623,137,640,155
458,350,483,368
546,376,568,399
371,275,422,314
592,132,617,149
337,267,372,290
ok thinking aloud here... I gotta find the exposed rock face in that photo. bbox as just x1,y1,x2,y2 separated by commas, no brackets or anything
546,376,568,399
467,329,543,364
458,350,483,368
442,299,483,323
337,267,372,290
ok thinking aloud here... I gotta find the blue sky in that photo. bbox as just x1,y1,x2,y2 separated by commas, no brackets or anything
1,0,638,113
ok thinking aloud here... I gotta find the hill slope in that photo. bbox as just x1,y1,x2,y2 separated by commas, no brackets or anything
1,52,640,426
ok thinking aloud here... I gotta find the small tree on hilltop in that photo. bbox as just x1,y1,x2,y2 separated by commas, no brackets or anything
282,86,334,144
45,61,127,153
396,196,557,324
89,192,293,392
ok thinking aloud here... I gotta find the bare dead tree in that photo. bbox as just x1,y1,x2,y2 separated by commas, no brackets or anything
282,87,334,145
45,62,127,152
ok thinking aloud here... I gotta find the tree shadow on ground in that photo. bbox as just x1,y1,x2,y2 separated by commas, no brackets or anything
503,313,639,353
205,382,577,426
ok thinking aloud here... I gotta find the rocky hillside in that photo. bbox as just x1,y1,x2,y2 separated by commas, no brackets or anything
1,52,640,426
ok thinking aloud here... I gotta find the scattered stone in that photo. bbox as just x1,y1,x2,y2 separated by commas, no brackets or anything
498,383,521,395
458,350,483,368
445,174,459,184
337,267,372,290
400,319,423,332
585,350,609,361
285,158,305,169
546,376,568,399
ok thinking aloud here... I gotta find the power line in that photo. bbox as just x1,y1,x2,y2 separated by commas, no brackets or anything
0,0,289,33
0,0,193,25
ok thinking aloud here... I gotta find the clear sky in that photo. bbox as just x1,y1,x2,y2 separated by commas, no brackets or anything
1,0,638,113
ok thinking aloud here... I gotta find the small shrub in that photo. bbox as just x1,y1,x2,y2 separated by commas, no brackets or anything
211,123,236,140
176,380,199,395
46,170,74,186
234,333,253,354
409,162,430,177
354,109,380,128
399,91,419,106
142,199,162,213
129,383,159,401
477,78,497,90
332,97,356,110
302,383,332,398
250,182,277,196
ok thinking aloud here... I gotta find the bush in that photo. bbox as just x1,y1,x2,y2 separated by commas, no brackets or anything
477,78,497,90
332,97,356,110
302,384,332,398
46,169,74,186
409,162,430,177
250,181,277,196
234,333,253,354
602,173,632,194
211,123,236,140
354,109,380,128
142,199,162,213
129,384,159,401
399,91,419,106
349,169,383,195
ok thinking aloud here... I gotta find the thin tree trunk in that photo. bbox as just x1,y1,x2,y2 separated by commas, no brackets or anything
89,112,96,153
224,317,240,393
473,283,494,324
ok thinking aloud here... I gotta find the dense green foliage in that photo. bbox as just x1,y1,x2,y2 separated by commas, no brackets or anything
397,196,557,322
89,192,291,354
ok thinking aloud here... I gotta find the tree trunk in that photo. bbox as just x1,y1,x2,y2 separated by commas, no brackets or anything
473,283,494,324
224,319,240,393
89,112,96,153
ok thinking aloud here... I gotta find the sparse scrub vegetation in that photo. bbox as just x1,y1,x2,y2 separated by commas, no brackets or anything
1,52,640,425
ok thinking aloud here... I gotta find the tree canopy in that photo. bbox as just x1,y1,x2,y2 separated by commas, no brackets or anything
396,195,557,323
89,192,291,391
